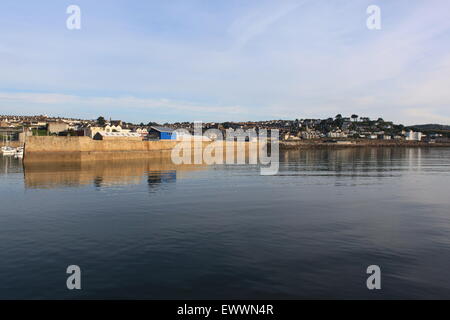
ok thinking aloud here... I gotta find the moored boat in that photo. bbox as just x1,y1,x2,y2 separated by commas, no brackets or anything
14,147,24,158
1,146,16,156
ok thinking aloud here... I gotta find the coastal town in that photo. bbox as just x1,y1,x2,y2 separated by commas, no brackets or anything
1,114,449,144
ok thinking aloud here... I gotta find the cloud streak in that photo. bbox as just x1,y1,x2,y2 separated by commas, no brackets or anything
0,0,449,125
228,1,305,51
0,92,250,122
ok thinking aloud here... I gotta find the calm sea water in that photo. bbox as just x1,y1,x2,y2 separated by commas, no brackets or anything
1,147,450,299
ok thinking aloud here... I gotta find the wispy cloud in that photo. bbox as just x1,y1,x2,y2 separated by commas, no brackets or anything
228,1,305,51
0,0,449,124
0,92,249,122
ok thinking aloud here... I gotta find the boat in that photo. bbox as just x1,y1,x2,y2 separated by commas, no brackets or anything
14,147,24,158
2,134,16,155
1,146,16,156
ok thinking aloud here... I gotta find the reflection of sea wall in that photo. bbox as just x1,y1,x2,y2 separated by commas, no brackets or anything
281,147,429,172
280,140,450,149
24,156,205,189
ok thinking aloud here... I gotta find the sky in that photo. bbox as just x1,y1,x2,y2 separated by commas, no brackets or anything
0,0,450,125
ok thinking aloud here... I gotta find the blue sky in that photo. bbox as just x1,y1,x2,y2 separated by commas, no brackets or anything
1,0,450,124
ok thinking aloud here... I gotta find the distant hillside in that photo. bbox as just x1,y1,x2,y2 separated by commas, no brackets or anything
408,124,450,131
407,124,450,138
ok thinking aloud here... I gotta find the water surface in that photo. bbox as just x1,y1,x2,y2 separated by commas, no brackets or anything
1,147,450,299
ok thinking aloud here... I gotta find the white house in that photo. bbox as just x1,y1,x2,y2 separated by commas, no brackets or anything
406,131,423,141
327,131,348,138
84,124,129,138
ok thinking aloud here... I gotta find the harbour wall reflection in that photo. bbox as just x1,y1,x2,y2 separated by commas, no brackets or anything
23,153,205,189
10,147,443,190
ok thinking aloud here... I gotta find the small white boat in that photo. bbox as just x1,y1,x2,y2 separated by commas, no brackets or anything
1,146,16,156
14,147,24,158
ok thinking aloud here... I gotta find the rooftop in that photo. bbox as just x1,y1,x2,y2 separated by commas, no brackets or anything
150,126,174,133
95,132,141,137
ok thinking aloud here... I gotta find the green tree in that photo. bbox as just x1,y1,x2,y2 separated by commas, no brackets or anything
334,114,344,128
97,116,106,126
351,114,359,122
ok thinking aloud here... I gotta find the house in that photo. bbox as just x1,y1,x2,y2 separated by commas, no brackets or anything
148,126,175,140
283,132,301,141
104,124,124,133
93,132,142,141
84,124,129,138
378,134,392,140
327,131,348,138
0,120,11,127
84,126,103,138
341,121,352,130
406,131,423,141
133,127,149,137
301,130,322,140
47,121,69,135
110,120,123,127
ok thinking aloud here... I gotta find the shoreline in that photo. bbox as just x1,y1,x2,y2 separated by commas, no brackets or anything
279,140,450,149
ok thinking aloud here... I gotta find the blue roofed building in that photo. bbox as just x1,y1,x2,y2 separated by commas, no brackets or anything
148,126,175,140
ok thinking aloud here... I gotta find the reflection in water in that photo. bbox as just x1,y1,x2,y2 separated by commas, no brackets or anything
0,154,22,175
93,176,103,189
147,171,176,191
0,147,444,193
14,147,433,189
280,147,426,173
1,147,450,299
21,156,204,190
287,149,430,183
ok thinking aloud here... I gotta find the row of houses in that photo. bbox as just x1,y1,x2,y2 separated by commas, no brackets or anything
3,114,448,143
1,115,206,142
284,129,426,141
